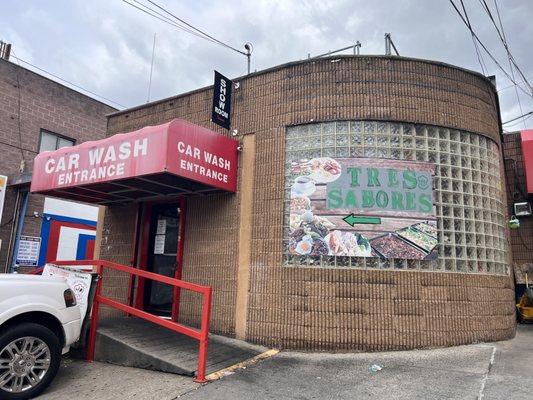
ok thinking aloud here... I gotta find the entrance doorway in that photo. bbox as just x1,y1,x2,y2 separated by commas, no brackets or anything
143,202,183,315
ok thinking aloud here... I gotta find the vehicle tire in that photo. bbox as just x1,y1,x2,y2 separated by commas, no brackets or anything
0,322,61,400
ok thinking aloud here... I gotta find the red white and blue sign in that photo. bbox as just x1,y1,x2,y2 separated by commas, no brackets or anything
38,198,98,266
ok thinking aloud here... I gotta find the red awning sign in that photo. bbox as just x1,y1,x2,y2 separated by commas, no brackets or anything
521,129,533,194
30,119,239,203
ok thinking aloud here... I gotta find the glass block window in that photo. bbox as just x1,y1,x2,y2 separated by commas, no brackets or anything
283,121,508,275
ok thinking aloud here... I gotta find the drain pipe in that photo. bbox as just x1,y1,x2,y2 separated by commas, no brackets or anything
9,189,29,273
4,189,20,272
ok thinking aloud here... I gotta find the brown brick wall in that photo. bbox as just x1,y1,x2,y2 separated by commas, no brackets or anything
502,132,533,278
98,203,138,317
104,56,515,348
0,59,115,270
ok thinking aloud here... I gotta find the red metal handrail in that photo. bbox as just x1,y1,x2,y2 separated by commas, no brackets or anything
46,259,212,383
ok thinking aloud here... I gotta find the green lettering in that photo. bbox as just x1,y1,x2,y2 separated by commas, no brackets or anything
347,167,362,187
362,190,375,208
403,170,417,189
405,192,416,210
387,169,399,187
367,168,381,187
419,194,433,213
375,191,389,208
391,192,404,210
327,189,343,209
345,190,358,208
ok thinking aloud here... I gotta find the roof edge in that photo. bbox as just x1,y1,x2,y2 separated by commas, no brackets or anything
107,54,493,118
0,58,119,111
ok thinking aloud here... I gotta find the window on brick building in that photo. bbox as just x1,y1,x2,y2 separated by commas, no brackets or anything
39,129,75,152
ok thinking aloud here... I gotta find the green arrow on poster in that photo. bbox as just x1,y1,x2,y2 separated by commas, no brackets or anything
343,214,382,226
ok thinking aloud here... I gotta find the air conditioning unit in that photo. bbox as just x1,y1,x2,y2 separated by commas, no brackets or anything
514,202,532,217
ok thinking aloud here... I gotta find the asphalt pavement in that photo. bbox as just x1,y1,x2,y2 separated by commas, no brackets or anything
181,325,533,400
38,324,533,400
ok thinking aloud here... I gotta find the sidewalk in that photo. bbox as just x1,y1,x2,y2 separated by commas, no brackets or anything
40,358,198,400
40,325,532,400
181,325,532,400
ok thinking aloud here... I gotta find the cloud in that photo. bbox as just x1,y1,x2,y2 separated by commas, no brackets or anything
1,0,532,127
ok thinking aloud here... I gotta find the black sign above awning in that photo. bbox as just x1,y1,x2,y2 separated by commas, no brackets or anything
211,70,232,130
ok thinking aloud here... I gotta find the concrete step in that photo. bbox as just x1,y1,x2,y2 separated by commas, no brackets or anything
94,317,267,376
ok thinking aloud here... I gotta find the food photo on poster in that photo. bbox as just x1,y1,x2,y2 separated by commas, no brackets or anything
287,157,438,261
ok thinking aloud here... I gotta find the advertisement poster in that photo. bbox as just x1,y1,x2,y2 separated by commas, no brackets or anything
288,157,437,260
16,236,42,266
43,264,92,323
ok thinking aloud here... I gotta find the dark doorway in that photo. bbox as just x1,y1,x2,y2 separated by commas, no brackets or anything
143,203,181,315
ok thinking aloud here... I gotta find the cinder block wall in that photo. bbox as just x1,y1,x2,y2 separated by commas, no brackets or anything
0,59,114,270
103,56,515,349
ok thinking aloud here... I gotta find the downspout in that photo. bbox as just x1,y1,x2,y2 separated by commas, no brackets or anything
4,189,20,272
9,189,29,273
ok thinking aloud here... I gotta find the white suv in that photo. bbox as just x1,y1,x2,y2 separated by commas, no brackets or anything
0,274,82,400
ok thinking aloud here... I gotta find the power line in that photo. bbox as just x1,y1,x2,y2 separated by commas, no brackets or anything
448,0,533,99
477,0,529,128
145,0,247,55
498,76,533,92
122,0,246,56
502,110,533,125
8,49,26,164
122,0,221,46
490,0,527,129
460,0,487,75
478,0,533,95
10,55,125,108
503,113,533,128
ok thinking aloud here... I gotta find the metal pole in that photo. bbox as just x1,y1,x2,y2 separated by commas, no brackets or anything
390,38,400,56
10,189,29,273
354,41,361,55
310,44,362,60
147,33,156,103
385,33,391,55
245,43,253,75
86,263,103,362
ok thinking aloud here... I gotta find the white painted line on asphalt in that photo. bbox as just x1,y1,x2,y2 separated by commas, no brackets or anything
477,346,497,400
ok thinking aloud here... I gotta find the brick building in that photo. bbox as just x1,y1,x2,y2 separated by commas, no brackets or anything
502,131,533,300
31,55,516,351
0,58,116,271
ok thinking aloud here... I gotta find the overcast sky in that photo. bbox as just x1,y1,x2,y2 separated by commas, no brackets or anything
2,0,532,130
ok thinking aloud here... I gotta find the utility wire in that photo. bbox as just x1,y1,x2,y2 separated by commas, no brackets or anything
491,0,527,129
122,0,221,46
121,0,246,55
502,110,533,125
145,0,247,55
498,76,533,92
449,0,533,99
10,55,125,108
9,49,25,164
478,0,529,128
503,114,533,128
460,0,487,75
478,0,533,95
